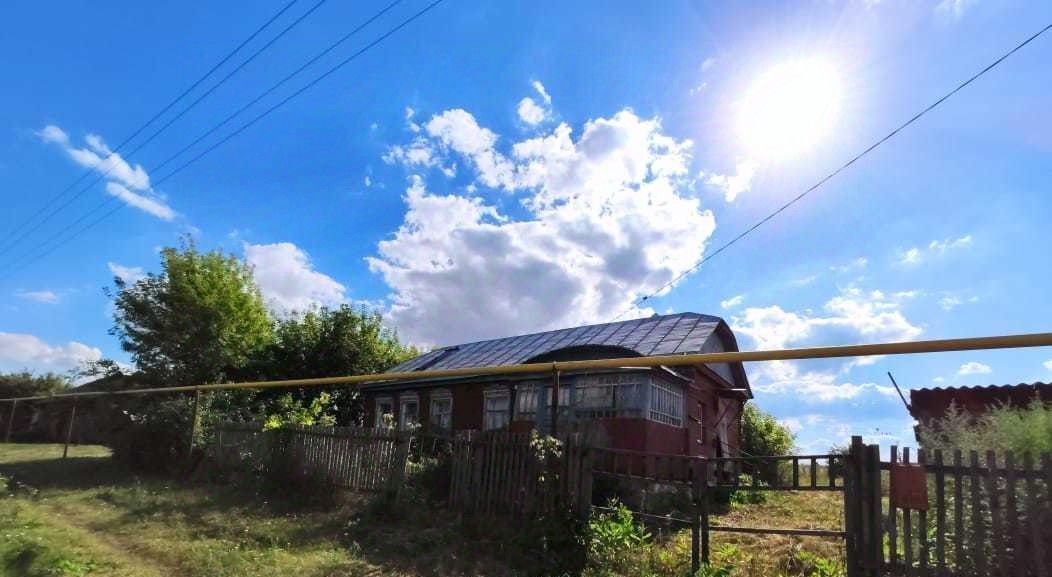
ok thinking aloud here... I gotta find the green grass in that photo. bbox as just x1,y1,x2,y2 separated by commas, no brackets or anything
2,444,849,577
0,443,516,577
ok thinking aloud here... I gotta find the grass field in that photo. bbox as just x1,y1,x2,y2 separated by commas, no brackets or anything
0,444,845,577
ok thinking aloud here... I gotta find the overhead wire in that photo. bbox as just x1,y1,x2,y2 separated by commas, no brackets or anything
0,0,304,258
610,22,1052,322
0,0,446,280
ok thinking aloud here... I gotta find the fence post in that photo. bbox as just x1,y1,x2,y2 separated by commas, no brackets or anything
62,401,77,459
188,388,201,458
387,433,413,500
578,447,594,520
845,435,864,577
865,444,882,577
691,459,702,574
4,400,17,443
550,367,561,437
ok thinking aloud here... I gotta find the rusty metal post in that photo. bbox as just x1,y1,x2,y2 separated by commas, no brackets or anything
62,401,78,459
550,368,561,437
4,400,17,443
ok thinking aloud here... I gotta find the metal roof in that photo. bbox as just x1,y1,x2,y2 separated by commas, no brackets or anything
388,312,729,373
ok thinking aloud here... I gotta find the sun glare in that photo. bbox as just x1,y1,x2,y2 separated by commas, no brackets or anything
737,58,842,160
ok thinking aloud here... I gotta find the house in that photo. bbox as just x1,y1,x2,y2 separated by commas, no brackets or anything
361,312,752,458
909,382,1051,425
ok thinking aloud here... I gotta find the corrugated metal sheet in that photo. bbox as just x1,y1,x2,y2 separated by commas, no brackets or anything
388,312,726,373
909,382,1051,422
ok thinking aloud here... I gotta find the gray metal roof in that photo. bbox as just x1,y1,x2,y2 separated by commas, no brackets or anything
388,312,729,373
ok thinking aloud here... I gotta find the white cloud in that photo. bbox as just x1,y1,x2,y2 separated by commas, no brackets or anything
734,286,923,350
957,361,992,376
929,235,972,253
733,286,922,402
1043,359,1052,373
938,295,962,311
532,80,552,105
897,234,973,266
517,81,554,126
936,0,977,18
517,97,547,125
933,376,946,383
244,242,346,315
15,290,60,304
0,332,101,374
107,262,145,284
105,182,176,221
720,294,744,310
699,160,758,202
830,257,868,273
38,125,178,220
372,107,714,346
701,57,717,72
898,247,922,265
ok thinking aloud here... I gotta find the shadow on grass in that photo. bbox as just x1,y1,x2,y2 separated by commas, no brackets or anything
0,454,127,491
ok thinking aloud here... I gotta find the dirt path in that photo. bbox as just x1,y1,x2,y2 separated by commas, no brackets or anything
29,500,186,577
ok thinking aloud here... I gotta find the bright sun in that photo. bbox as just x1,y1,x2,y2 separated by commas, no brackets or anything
737,58,842,160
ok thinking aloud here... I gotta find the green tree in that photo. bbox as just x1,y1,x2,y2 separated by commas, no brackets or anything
244,305,417,424
109,240,273,386
0,371,69,399
106,241,273,470
741,403,795,456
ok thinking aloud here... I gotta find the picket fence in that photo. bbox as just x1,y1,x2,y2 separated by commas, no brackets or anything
214,423,410,492
880,446,1051,577
447,431,593,516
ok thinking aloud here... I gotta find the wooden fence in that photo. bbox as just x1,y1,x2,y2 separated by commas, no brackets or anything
877,446,1051,577
214,423,411,492
448,431,593,516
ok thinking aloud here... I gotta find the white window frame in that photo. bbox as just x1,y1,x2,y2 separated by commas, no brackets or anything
429,389,453,430
375,396,394,428
398,393,419,430
649,381,684,427
483,387,511,431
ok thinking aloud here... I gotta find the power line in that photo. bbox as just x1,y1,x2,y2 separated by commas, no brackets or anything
0,0,302,257
0,0,447,280
611,22,1052,322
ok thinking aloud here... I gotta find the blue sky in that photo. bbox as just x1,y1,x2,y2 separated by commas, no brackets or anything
1,0,1050,453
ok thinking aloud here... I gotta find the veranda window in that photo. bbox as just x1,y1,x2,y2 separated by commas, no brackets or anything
515,383,570,419
483,388,510,430
574,373,643,418
430,390,453,429
649,381,684,427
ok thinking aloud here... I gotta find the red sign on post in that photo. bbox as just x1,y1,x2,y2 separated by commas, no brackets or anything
890,463,928,510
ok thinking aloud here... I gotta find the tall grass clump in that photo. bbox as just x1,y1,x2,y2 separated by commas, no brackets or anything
917,397,1051,455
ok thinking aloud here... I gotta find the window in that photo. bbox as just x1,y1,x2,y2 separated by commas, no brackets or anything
575,373,643,419
399,393,419,430
483,388,510,430
515,383,569,419
375,396,394,428
429,390,453,430
649,381,684,426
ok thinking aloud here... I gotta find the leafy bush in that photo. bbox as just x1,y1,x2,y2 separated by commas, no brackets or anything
917,398,1052,455
583,501,652,577
261,392,336,431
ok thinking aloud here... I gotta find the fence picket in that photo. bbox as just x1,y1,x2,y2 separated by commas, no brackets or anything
933,449,946,576
889,446,900,571
969,451,986,577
